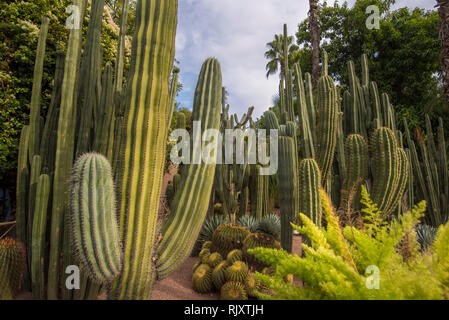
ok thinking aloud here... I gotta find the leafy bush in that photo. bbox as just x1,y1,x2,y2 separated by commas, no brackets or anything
249,187,449,300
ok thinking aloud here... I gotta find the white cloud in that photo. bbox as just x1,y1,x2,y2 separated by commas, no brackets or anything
176,0,435,118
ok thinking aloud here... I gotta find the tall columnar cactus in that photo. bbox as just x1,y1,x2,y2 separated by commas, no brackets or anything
298,159,322,227
315,70,339,185
278,136,299,252
31,174,50,299
0,238,26,300
370,127,409,217
404,117,448,226
48,0,88,299
341,134,369,212
156,58,222,279
70,153,122,283
28,16,49,160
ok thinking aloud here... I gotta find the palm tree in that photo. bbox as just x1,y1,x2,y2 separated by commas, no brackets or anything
437,0,449,105
309,0,321,90
264,34,299,80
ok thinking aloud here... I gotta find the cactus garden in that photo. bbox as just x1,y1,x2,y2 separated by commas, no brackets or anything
1,0,449,302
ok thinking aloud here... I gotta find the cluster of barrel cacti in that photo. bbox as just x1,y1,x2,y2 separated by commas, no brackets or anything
8,0,224,300
192,222,284,299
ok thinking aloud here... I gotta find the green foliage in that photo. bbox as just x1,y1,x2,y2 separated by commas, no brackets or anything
0,0,125,180
248,187,449,299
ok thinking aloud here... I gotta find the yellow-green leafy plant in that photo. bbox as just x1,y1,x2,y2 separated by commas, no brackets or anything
248,187,449,300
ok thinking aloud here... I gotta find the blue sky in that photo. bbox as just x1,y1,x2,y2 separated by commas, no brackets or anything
175,0,436,119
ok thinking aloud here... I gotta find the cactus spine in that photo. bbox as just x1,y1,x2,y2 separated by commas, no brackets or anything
70,153,122,283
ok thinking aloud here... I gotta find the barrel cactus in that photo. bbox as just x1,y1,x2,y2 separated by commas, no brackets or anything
70,153,122,284
192,264,213,293
225,261,249,283
221,281,248,300
0,238,26,299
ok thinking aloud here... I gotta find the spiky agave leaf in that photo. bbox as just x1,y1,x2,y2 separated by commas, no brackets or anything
257,214,281,240
237,215,259,233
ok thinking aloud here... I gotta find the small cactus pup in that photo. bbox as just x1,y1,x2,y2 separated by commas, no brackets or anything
0,238,26,300
70,153,122,284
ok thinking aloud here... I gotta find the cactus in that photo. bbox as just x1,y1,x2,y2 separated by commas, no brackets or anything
210,224,251,258
245,273,261,298
226,249,243,265
341,134,369,212
28,16,49,160
212,261,228,290
370,127,408,217
278,136,298,252
70,153,122,284
242,233,281,270
199,248,211,264
220,281,248,300
0,238,26,300
155,58,222,279
202,241,212,251
225,261,249,283
315,73,339,184
192,264,213,293
298,159,322,227
31,174,50,299
207,252,223,268
48,0,88,299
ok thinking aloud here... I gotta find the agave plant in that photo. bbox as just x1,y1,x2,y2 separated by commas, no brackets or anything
192,215,229,255
237,215,259,233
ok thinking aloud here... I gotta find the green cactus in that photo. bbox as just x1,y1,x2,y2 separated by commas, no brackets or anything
212,261,228,290
370,127,408,217
226,249,243,265
341,134,369,212
298,159,322,227
31,174,50,299
210,224,251,258
192,264,213,293
245,273,262,298
28,16,49,161
48,0,88,299
199,248,211,264
70,153,122,284
316,73,339,185
242,233,281,270
207,252,223,269
0,238,26,300
220,281,248,300
155,58,223,279
225,261,249,283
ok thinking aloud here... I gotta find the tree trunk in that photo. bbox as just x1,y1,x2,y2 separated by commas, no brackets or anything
309,0,321,90
437,0,449,105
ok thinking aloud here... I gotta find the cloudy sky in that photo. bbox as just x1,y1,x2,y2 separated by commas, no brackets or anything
175,0,436,118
